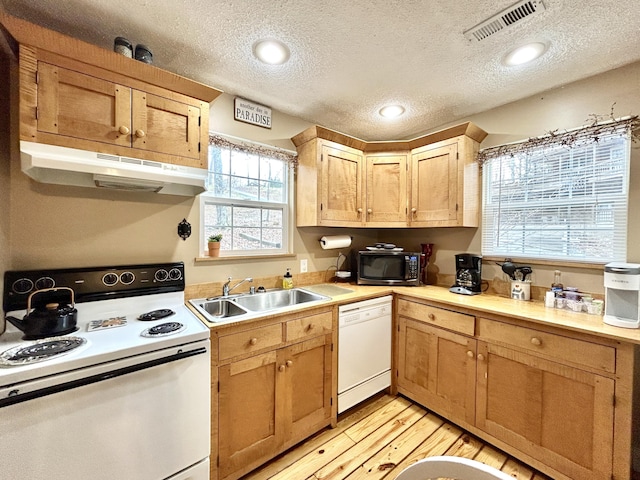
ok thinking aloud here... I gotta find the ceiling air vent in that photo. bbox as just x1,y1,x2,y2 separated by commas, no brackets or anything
463,0,546,42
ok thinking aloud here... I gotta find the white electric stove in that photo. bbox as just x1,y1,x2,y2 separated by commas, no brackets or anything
0,262,211,480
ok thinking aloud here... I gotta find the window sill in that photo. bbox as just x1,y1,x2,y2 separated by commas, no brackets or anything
195,253,296,263
482,256,607,270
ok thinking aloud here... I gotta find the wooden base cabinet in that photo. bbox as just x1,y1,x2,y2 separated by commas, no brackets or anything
396,297,628,480
215,308,335,480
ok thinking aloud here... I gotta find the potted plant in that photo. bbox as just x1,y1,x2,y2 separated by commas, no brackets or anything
207,234,223,257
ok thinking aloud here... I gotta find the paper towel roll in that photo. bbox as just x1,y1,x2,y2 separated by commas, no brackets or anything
320,235,352,250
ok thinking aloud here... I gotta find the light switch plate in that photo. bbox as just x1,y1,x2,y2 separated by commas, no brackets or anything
300,259,308,273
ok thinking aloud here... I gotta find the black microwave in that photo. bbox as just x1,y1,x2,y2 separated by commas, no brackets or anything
356,250,421,286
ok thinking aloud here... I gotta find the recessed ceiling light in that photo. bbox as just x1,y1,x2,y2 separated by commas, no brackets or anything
253,39,290,65
504,42,547,66
379,105,405,118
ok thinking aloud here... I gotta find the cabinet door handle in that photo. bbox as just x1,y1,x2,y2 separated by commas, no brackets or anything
367,208,373,214
530,337,542,346
278,364,286,372
428,313,436,321
357,208,363,214
477,353,485,361
135,129,146,138
466,350,474,358
411,207,417,214
249,337,258,346
118,125,130,135
286,360,293,368
307,323,315,331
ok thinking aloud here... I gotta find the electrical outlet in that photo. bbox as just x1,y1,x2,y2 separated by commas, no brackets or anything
300,259,308,273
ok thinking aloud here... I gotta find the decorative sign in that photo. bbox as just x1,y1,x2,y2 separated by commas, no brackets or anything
234,97,272,129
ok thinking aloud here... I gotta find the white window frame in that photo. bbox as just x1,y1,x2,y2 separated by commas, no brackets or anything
481,123,631,264
200,137,293,257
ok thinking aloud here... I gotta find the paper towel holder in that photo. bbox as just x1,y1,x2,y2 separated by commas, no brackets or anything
319,235,353,250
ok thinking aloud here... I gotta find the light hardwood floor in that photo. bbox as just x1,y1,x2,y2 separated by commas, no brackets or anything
242,394,552,480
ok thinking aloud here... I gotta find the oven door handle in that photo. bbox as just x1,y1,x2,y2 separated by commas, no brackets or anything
0,346,208,408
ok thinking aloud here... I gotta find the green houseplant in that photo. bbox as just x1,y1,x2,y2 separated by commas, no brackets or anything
207,234,223,257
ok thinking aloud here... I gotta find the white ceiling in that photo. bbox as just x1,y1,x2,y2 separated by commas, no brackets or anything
3,0,640,141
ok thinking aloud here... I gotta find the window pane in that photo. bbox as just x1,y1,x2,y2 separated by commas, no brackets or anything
482,132,629,262
233,206,261,227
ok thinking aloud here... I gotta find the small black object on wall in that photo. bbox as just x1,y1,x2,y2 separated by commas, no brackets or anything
178,218,191,241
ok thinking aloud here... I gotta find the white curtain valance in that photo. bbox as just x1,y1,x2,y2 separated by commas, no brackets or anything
208,133,298,166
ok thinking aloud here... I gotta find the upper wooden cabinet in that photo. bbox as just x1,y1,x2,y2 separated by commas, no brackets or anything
292,123,487,228
2,11,221,169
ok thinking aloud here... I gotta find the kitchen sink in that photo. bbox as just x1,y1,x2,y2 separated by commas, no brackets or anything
189,288,330,323
190,299,248,321
233,288,328,312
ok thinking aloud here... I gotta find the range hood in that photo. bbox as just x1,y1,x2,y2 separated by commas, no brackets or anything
20,141,207,196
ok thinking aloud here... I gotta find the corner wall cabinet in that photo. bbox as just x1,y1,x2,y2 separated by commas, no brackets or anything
291,123,487,228
2,11,221,169
395,296,631,480
213,307,336,480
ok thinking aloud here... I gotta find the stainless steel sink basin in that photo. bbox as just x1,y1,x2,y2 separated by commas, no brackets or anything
234,288,328,312
190,299,248,321
189,288,329,323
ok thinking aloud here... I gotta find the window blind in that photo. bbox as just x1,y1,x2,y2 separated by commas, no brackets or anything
481,127,630,263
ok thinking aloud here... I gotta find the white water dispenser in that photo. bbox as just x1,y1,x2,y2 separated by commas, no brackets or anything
603,262,640,328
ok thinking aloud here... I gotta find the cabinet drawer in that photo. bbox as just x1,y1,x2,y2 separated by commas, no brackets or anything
397,299,475,336
219,324,283,361
477,318,616,373
286,311,333,342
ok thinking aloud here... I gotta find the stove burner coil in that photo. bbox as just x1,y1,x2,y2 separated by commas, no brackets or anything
141,322,185,337
0,337,88,366
137,308,175,321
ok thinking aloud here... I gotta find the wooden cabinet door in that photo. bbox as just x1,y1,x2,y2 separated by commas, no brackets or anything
281,334,333,444
319,143,363,225
476,342,614,480
37,62,131,147
397,318,476,425
365,153,408,226
410,141,458,225
218,350,284,479
131,90,203,166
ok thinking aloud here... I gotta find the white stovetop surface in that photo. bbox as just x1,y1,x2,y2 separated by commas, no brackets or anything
0,292,209,387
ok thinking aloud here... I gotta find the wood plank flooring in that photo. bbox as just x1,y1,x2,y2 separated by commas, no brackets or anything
242,394,552,480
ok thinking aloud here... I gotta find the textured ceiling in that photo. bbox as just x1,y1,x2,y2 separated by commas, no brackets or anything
3,0,640,141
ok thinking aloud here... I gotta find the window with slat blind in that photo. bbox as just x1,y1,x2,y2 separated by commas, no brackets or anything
481,127,630,263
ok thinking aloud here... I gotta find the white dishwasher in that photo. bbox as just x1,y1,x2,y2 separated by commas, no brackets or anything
338,295,392,413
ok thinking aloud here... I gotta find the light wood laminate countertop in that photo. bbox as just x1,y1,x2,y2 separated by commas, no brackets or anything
189,282,640,345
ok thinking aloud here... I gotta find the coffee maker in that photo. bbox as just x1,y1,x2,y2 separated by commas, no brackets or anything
449,253,482,295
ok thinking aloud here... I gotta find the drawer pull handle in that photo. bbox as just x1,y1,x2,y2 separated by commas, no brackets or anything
278,364,286,372
466,350,474,358
428,313,436,321
249,337,258,346
118,125,130,135
477,353,485,361
286,360,293,368
135,129,146,138
530,337,542,346
307,323,315,331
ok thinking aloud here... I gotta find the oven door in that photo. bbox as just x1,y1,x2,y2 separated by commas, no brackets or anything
0,340,210,480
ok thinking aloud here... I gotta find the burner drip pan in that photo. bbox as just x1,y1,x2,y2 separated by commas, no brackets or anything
0,336,87,366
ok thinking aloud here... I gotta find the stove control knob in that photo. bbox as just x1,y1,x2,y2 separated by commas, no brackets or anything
35,276,55,290
120,272,135,285
12,278,34,295
102,273,119,287
155,269,169,282
168,268,182,281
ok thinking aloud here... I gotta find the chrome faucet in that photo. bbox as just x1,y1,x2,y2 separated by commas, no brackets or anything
222,277,253,296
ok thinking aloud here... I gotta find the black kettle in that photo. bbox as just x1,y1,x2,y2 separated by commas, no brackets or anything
6,287,78,339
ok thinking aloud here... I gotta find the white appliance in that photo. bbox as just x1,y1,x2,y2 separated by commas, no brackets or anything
338,295,392,414
603,262,640,328
0,262,211,480
20,141,207,196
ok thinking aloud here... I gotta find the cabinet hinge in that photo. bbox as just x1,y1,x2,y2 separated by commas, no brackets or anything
330,398,333,406
331,343,334,352
321,153,324,162
456,151,459,160
455,203,459,211
35,107,38,120
35,70,39,85
198,116,201,127
217,455,220,467
198,142,201,153
320,203,323,211
217,381,220,393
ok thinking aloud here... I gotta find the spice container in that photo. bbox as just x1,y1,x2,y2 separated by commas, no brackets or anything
114,37,133,57
135,44,153,64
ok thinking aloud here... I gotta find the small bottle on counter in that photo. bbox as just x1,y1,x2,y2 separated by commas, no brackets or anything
551,270,563,294
282,268,293,289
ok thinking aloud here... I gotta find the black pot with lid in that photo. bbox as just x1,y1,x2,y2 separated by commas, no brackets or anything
6,287,78,340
